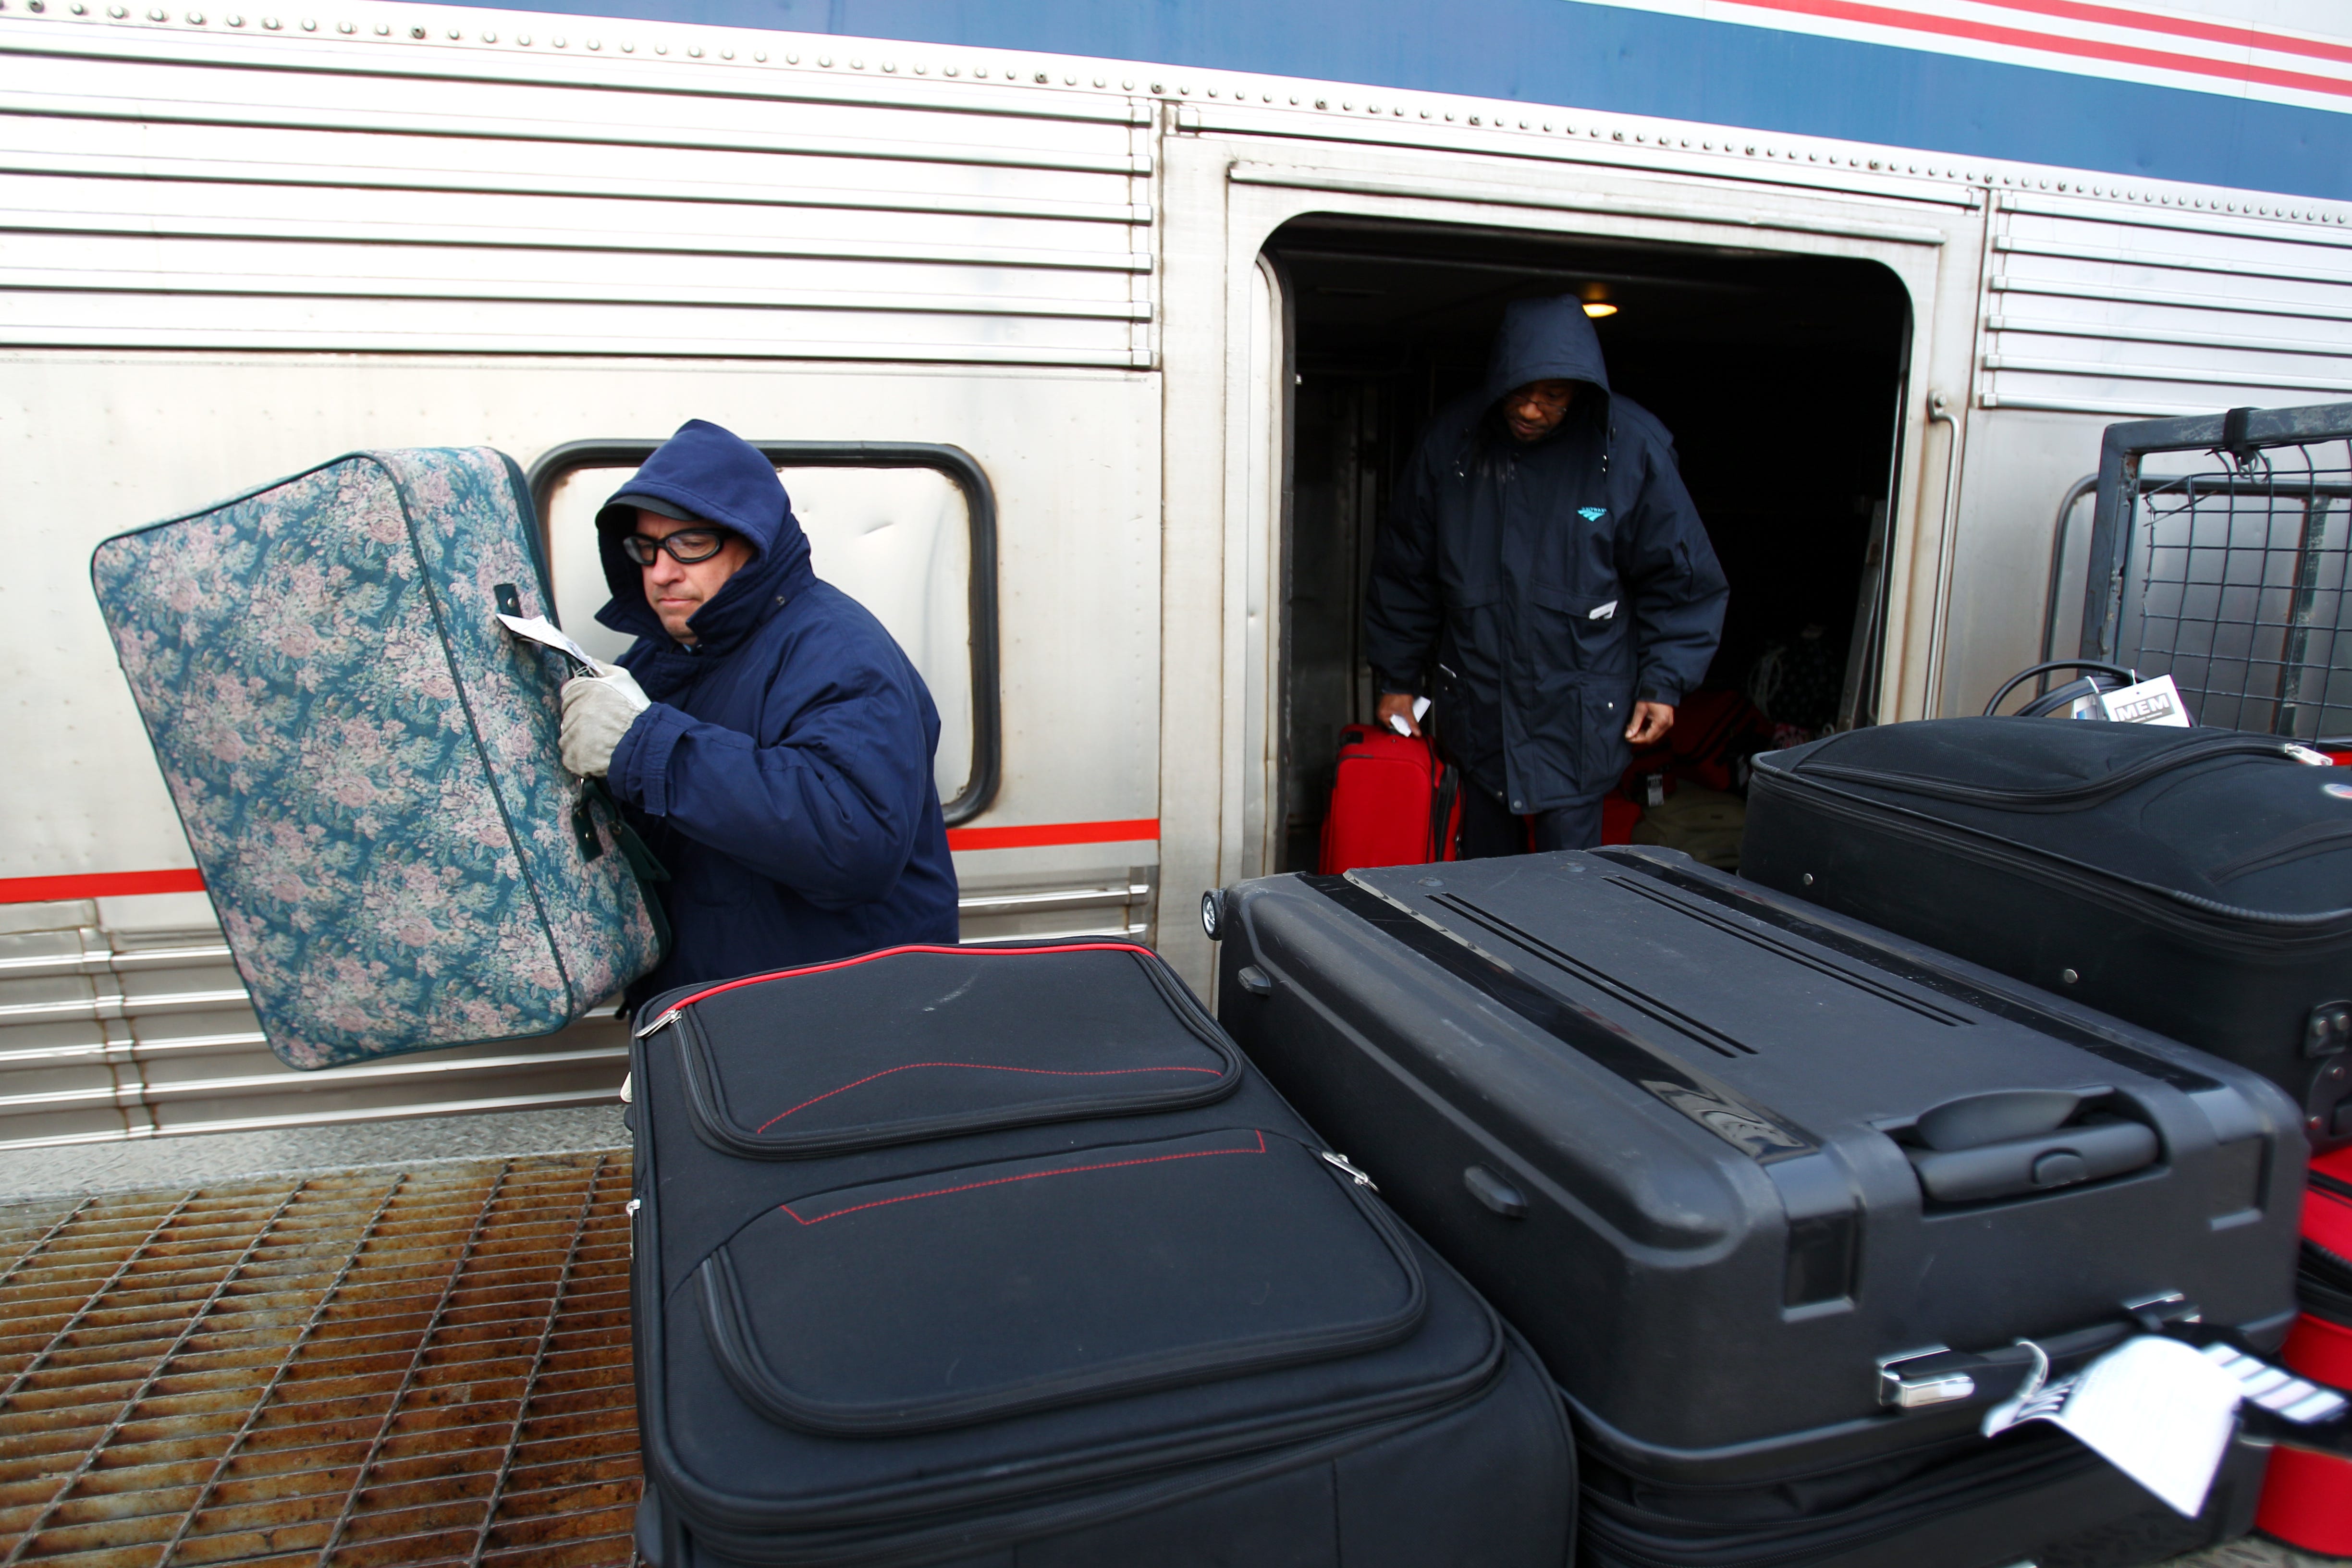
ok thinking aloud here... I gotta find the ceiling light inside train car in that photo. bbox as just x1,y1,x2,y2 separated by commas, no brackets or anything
1582,302,1618,318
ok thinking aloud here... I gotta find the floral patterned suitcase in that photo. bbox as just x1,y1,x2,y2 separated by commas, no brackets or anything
91,448,665,1069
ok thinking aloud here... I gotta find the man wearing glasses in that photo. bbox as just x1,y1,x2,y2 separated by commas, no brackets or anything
1364,294,1728,857
557,418,959,1003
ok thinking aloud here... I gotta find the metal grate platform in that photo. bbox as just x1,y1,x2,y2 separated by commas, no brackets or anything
0,1152,639,1568
0,1149,2327,1568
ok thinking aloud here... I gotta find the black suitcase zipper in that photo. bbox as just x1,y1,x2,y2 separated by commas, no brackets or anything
1793,731,2302,813
1752,763,2352,936
670,1001,1244,1159
682,1372,1516,1568
694,1128,1431,1435
654,946,1247,1159
1578,1432,2103,1568
652,1282,1504,1555
628,1026,1510,1553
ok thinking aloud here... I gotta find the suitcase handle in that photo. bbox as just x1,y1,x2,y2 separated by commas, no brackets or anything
1983,659,2138,718
1904,1117,2157,1204
1898,1089,2160,1205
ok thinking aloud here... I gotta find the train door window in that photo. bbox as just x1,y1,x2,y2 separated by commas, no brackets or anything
1266,218,1911,873
530,443,999,822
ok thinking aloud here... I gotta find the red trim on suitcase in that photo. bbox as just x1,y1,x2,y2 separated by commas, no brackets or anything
780,1130,1268,1225
2306,1181,2352,1263
638,941,1160,1033
753,1061,1226,1133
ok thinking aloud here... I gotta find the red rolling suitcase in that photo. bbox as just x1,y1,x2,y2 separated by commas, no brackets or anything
1318,724,1462,874
2259,1148,2352,1551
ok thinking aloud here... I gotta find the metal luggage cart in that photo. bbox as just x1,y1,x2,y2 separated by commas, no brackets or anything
2072,401,2352,742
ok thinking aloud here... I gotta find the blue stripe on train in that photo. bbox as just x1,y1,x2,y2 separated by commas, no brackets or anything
467,0,2352,203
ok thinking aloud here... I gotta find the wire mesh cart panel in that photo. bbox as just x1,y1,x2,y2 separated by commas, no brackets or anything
2082,402,2352,742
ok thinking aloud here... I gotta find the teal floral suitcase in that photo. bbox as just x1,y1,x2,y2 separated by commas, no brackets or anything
91,448,664,1069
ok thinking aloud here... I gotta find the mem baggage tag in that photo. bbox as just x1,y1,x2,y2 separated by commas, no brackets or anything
1981,1336,2242,1516
2091,674,2193,727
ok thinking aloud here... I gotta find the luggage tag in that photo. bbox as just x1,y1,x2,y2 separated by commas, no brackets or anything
493,589,623,864
2068,674,2193,727
496,608,602,679
1386,696,1433,737
1981,1337,2241,1515
1983,1331,2352,1516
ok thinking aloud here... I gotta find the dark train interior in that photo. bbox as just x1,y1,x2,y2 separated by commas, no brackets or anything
1266,216,1915,872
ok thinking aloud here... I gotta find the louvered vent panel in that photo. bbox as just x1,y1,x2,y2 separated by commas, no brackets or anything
1984,193,2352,419
0,876,1153,1149
0,31,1155,366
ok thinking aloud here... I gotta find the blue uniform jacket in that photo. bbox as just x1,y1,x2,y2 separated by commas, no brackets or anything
594,420,960,1003
1363,297,1730,813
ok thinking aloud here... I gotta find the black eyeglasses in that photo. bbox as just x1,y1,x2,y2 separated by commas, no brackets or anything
619,528,728,566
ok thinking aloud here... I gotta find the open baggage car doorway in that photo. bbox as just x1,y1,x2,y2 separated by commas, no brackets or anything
1263,217,1913,874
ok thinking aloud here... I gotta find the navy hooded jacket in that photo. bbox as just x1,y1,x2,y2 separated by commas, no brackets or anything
594,420,959,1002
1363,296,1729,812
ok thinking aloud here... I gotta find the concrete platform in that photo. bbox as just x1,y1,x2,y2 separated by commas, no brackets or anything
0,1103,629,1199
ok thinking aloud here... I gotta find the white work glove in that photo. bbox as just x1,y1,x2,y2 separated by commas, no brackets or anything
560,661,650,778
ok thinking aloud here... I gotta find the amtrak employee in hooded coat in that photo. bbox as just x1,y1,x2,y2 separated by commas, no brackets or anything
1365,294,1729,856
556,419,959,1004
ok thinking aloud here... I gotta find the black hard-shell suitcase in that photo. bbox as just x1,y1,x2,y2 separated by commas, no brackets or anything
624,938,1574,1568
1742,718,2352,1147
1206,849,2302,1568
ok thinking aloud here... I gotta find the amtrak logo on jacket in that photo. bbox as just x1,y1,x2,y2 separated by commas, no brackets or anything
1578,506,1607,522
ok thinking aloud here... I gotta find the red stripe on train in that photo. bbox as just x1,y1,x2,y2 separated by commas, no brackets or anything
1977,0,2352,68
0,821,1162,903
0,869,209,904
1727,0,2352,98
944,819,1160,851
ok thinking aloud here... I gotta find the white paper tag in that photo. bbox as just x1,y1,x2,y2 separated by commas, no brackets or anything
1589,599,1618,621
1982,1337,2242,1516
2095,675,2193,727
1386,695,1433,737
497,612,600,675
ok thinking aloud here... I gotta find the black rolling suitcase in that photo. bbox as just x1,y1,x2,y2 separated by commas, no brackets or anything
625,938,1574,1568
1206,848,2304,1568
1742,717,2352,1147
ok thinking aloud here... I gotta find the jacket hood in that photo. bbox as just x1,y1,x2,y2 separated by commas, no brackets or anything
1480,295,1612,410
594,418,814,653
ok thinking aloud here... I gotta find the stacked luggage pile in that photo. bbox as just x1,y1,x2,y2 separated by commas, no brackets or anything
92,449,2352,1564
624,713,2352,1567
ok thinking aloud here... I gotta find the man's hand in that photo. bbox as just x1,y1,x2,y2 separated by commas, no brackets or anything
560,661,651,778
1625,700,1676,748
1375,691,1423,740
